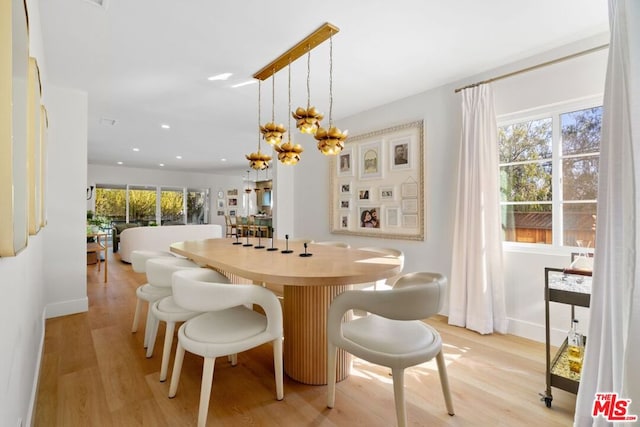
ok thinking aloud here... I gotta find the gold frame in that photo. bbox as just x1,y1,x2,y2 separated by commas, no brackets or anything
0,0,30,256
330,121,425,241
27,56,41,235
39,105,48,228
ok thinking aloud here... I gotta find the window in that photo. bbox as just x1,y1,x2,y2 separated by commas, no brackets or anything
95,185,126,224
128,185,157,225
93,185,209,226
161,187,184,225
498,101,601,247
186,189,208,224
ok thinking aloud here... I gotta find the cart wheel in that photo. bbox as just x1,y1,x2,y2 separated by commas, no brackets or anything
544,396,552,408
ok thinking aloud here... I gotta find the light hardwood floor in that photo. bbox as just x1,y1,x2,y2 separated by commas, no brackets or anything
34,251,576,426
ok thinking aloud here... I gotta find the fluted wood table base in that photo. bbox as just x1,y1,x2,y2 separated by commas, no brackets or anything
283,284,352,385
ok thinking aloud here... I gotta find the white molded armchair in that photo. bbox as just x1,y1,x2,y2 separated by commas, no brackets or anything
168,268,284,427
327,272,454,426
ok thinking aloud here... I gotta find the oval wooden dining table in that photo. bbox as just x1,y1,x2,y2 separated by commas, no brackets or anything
170,238,402,385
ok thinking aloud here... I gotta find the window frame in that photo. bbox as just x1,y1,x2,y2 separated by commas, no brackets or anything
497,95,602,253
92,184,209,226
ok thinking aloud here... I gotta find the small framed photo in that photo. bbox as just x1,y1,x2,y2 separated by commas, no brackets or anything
340,214,349,229
229,209,237,216
358,188,371,200
359,207,381,229
403,214,418,228
386,207,400,227
359,140,383,180
227,189,238,196
401,182,418,198
337,147,354,177
340,199,351,210
217,199,225,209
379,186,395,200
216,210,225,216
390,137,411,170
340,182,352,194
228,198,237,206
401,198,418,213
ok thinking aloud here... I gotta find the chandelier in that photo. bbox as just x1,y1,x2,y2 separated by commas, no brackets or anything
250,22,342,165
244,170,253,194
275,60,304,165
314,31,348,155
292,48,323,135
260,69,285,146
245,80,272,170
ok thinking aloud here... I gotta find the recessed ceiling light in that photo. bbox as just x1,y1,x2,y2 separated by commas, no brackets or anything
117,161,123,165
132,148,140,152
161,124,170,129
221,158,227,162
231,80,257,88
176,155,182,159
208,73,233,81
159,163,165,167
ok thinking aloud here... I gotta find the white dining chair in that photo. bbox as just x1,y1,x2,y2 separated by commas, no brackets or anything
168,268,284,427
131,256,200,349
327,272,454,427
149,269,230,382
356,246,405,290
130,250,176,344
312,240,351,248
130,249,175,274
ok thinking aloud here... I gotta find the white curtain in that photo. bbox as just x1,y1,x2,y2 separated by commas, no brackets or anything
574,1,640,425
449,84,507,335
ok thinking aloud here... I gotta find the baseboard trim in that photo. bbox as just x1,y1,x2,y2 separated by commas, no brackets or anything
507,317,566,346
45,297,89,319
25,310,46,427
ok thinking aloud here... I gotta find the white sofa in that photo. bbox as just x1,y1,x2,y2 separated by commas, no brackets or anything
118,224,223,263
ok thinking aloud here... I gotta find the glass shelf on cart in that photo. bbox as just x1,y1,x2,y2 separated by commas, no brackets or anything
547,270,592,295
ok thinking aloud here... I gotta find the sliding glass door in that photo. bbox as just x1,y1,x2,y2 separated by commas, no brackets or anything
93,184,209,226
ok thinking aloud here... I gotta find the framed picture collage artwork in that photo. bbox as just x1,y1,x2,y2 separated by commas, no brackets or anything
330,120,424,240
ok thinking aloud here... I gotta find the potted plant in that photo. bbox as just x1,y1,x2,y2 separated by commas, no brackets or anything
87,210,109,234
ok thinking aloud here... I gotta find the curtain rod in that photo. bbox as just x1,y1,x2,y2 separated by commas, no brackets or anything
454,43,609,93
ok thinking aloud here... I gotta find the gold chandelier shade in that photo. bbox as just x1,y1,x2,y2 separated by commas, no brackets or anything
245,150,272,170
292,106,324,134
314,126,348,155
260,122,286,146
275,141,304,165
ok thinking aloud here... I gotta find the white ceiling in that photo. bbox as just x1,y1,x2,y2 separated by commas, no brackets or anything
38,0,609,174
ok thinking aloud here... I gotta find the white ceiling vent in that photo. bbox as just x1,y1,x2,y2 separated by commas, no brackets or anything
82,0,109,10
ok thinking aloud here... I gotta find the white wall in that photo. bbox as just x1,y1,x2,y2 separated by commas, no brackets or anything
43,85,89,318
292,35,608,345
0,0,89,425
0,81,89,427
0,235,45,427
88,164,245,229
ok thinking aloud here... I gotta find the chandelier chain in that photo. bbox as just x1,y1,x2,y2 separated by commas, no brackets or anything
257,80,262,150
271,67,276,123
306,45,311,110
329,31,333,127
288,59,292,138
